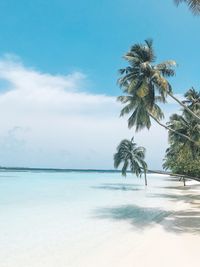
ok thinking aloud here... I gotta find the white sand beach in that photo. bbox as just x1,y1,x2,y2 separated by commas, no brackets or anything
0,172,200,267
69,178,200,267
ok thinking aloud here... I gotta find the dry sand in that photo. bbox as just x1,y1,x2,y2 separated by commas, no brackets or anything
71,179,200,267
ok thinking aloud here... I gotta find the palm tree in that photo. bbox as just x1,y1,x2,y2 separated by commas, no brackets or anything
118,40,200,123
118,91,197,144
167,112,200,149
163,101,200,177
174,0,200,15
183,87,200,114
167,89,200,146
114,138,148,186
118,92,164,131
118,39,174,107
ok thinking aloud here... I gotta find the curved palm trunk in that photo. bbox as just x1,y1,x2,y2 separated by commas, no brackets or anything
144,172,147,186
168,92,200,122
148,113,197,144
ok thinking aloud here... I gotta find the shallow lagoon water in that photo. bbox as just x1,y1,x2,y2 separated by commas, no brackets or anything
0,171,178,267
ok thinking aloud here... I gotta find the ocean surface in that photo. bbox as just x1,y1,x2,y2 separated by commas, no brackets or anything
0,171,177,267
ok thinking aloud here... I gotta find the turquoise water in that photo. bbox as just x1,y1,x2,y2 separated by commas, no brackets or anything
0,171,174,267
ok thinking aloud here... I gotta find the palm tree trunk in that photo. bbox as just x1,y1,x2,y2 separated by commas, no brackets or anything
144,172,147,186
168,92,200,122
148,113,197,144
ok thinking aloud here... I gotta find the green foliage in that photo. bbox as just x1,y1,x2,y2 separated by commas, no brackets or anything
117,40,198,143
174,0,200,15
163,144,200,177
163,88,200,177
114,138,148,185
117,40,200,179
118,40,176,131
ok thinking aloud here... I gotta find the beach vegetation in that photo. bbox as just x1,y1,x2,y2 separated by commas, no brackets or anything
116,40,200,179
114,138,148,185
163,88,200,177
117,40,199,143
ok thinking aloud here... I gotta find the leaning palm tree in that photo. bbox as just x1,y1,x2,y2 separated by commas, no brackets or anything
174,0,200,15
118,40,200,129
114,138,148,186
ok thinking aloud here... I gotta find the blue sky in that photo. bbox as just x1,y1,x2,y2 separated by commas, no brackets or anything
0,0,200,95
0,0,199,169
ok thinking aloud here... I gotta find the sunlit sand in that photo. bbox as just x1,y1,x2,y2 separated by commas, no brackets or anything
0,172,199,267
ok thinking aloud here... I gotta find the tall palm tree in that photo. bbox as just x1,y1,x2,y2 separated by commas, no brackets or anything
114,138,148,186
118,40,200,127
174,0,200,15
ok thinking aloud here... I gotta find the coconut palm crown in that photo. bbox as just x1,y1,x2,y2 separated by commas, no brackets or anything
167,88,200,148
167,113,200,151
182,87,200,114
114,137,148,185
174,0,200,15
118,40,200,139
118,39,176,129
118,39,176,103
163,88,200,177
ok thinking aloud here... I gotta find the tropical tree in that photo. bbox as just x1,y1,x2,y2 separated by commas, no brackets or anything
163,143,200,177
167,113,200,149
114,138,148,185
163,89,200,177
118,39,200,123
182,87,200,114
118,40,200,144
174,0,200,15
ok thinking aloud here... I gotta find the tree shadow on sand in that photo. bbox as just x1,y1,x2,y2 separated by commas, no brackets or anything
93,187,200,234
94,204,171,230
148,190,200,205
91,177,200,234
167,210,200,234
91,183,142,192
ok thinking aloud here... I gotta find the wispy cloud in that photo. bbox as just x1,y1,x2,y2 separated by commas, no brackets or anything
0,55,179,169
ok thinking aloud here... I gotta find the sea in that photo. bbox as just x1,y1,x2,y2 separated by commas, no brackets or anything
0,170,177,267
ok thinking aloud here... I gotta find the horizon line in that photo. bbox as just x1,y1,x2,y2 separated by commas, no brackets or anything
0,166,166,174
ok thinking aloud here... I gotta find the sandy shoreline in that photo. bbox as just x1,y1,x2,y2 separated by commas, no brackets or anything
1,173,200,267
71,178,200,267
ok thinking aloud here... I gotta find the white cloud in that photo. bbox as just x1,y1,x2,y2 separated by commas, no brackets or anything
0,55,179,170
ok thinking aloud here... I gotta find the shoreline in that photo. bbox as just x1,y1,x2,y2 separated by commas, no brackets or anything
1,167,199,184
0,172,200,267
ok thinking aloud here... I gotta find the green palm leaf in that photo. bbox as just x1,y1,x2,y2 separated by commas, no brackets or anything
174,0,200,14
114,138,148,185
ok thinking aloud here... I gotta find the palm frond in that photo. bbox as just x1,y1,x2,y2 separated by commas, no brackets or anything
114,138,148,182
174,0,200,15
